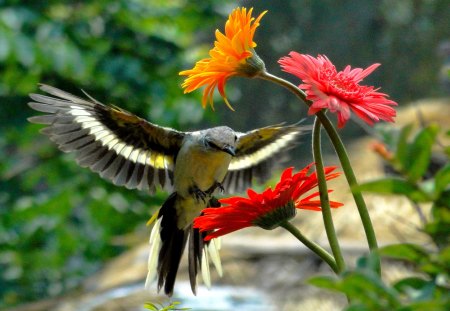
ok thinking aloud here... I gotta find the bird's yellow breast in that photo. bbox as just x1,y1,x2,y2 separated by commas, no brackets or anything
174,143,232,197
173,140,232,229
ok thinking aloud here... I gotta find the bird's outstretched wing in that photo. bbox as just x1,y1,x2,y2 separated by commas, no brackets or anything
223,124,307,193
28,84,185,193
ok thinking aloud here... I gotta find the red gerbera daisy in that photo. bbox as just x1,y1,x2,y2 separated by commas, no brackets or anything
193,164,343,241
279,52,397,128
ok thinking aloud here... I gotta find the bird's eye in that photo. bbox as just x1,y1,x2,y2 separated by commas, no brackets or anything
204,138,217,149
234,135,238,141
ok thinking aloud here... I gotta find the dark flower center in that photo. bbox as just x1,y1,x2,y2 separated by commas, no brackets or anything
252,200,297,230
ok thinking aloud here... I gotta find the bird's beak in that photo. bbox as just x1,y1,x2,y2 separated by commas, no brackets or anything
222,145,236,156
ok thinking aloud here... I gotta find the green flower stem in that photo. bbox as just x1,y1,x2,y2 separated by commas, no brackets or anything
312,117,346,273
314,112,380,249
259,71,380,274
258,71,309,104
280,221,338,273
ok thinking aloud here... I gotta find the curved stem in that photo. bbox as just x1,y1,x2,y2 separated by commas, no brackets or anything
317,113,380,274
258,71,309,104
259,71,380,274
280,221,338,273
312,117,346,273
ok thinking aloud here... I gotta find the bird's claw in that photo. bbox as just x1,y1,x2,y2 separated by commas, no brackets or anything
191,182,224,204
206,182,224,195
217,183,225,193
192,187,207,203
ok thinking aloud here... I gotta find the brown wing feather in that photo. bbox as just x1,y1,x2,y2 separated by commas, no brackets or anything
223,124,308,193
28,84,185,193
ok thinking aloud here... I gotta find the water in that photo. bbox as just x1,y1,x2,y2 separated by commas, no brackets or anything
70,281,275,311
174,282,276,311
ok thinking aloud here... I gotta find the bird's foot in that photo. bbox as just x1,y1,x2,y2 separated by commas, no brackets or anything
217,183,225,193
206,182,224,195
191,186,208,203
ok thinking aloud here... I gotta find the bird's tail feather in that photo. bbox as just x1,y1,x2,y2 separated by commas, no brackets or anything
145,193,223,296
188,226,223,294
188,197,223,294
157,193,188,296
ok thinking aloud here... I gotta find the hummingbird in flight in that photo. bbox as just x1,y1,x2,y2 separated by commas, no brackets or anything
28,84,306,296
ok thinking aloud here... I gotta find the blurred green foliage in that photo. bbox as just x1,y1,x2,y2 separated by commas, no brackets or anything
310,124,450,310
360,123,450,246
0,0,449,308
0,0,225,307
145,301,191,311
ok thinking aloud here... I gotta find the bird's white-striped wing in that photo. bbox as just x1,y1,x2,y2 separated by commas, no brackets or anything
28,84,185,193
223,124,306,193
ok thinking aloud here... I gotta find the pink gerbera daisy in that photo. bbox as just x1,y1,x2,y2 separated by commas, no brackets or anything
279,52,397,128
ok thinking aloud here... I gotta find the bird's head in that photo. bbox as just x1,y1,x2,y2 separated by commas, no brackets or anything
202,126,237,156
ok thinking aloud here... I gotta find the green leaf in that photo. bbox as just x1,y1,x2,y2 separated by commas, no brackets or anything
397,300,449,311
379,244,428,264
341,272,401,308
434,164,450,198
438,245,450,267
425,205,450,246
312,271,401,309
393,277,429,292
445,145,450,157
355,178,429,202
308,275,340,290
345,304,371,311
144,301,191,311
396,124,414,169
144,303,159,311
356,252,381,273
0,31,10,61
405,125,439,182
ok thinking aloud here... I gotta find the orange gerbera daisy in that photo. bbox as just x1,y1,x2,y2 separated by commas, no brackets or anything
180,7,267,110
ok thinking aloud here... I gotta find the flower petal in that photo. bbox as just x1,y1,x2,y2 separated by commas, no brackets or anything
194,164,343,240
180,7,266,110
279,53,398,128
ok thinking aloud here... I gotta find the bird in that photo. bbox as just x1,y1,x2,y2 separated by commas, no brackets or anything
28,84,308,296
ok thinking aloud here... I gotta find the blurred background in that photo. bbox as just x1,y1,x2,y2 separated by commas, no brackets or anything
0,0,449,309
